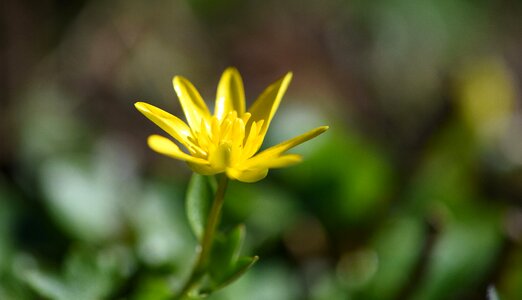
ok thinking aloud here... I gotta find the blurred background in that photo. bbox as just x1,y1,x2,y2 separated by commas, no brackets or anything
1,0,522,299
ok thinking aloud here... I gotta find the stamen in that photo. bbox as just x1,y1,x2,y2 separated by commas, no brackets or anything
241,112,251,124
210,116,220,144
231,118,245,147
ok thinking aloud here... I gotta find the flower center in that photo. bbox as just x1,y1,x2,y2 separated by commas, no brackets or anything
191,111,265,168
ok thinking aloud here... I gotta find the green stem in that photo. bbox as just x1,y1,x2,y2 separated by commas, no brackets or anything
174,174,229,299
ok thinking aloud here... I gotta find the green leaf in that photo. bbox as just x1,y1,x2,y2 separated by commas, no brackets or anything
410,212,502,300
23,247,130,300
186,174,216,240
202,256,259,294
349,216,425,300
208,225,245,281
196,224,258,295
220,256,259,288
24,271,68,300
132,275,172,300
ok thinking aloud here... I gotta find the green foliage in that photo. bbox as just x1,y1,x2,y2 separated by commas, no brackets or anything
23,247,131,300
207,226,258,292
186,174,216,241
132,276,172,300
182,174,257,298
354,216,426,299
283,126,394,226
131,182,194,267
208,225,245,282
498,249,522,300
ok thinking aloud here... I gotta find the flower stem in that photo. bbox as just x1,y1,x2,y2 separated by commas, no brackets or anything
174,174,229,299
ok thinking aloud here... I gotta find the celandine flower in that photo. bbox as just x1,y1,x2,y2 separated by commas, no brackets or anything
135,68,328,182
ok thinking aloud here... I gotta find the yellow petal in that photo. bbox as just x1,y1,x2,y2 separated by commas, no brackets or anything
135,102,194,147
215,67,246,119
246,72,293,139
226,154,300,182
188,162,220,175
253,154,303,169
245,126,328,168
173,76,211,129
226,167,268,183
147,135,208,165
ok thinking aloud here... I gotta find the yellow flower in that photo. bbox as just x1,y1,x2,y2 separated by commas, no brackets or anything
135,68,328,182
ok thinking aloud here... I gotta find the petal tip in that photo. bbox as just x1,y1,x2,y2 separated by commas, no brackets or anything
146,134,162,145
134,101,147,110
224,66,240,74
319,125,329,132
172,75,188,89
135,102,153,115
221,67,243,84
284,72,293,82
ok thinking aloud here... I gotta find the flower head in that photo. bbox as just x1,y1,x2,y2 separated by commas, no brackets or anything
135,67,328,182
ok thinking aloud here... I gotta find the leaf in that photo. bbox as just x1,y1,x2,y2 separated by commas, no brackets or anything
409,213,502,300
23,247,129,300
195,224,257,295
208,225,245,281
24,270,68,300
355,216,425,300
132,275,172,300
219,256,259,288
202,256,259,294
186,174,216,240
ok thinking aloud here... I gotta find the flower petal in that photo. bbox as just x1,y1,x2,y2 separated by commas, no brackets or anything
246,72,292,139
228,153,299,182
215,67,246,119
226,167,269,183
173,76,211,129
188,162,220,175
147,135,208,165
244,126,328,168
135,102,194,146
253,154,302,169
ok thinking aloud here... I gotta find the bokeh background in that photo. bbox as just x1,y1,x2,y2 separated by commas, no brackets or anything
2,0,522,299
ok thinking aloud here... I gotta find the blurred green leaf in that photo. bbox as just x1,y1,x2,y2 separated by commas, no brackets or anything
212,256,258,291
202,256,258,295
355,216,425,299
498,246,522,300
17,83,90,165
186,174,217,241
24,247,131,300
39,140,138,243
405,122,478,215
24,271,68,300
310,272,346,300
225,181,299,251
204,225,258,294
130,181,194,268
0,273,34,300
208,225,245,282
410,211,502,300
283,127,393,225
132,275,172,300
0,184,16,272
210,262,300,300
